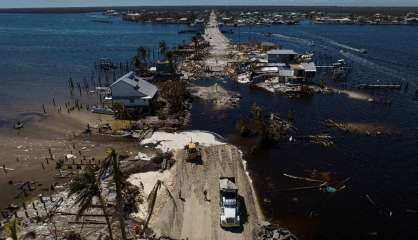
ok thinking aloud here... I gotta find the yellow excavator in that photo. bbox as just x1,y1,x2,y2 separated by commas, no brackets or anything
184,141,202,162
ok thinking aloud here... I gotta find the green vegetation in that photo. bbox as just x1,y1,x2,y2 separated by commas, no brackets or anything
68,168,114,240
236,103,293,144
159,80,189,114
111,102,134,120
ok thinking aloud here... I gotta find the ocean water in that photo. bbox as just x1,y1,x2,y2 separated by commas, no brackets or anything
1,13,418,240
0,12,191,120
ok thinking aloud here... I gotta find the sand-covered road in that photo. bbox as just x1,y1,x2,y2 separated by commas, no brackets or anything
203,11,233,72
129,132,263,240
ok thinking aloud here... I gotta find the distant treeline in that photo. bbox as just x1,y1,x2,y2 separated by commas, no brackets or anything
0,5,417,16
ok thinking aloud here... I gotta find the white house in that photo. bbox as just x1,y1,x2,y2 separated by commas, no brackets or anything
110,72,158,108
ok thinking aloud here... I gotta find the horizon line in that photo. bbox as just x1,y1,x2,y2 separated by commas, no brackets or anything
1,5,418,10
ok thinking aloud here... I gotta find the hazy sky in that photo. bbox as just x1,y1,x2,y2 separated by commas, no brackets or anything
1,0,417,8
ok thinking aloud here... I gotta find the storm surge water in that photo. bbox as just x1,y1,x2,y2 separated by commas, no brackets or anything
1,13,418,240
217,22,418,240
0,12,192,120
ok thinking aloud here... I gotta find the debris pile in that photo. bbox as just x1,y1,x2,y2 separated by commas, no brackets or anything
295,134,335,147
236,104,294,144
179,60,206,81
255,222,298,240
189,83,240,110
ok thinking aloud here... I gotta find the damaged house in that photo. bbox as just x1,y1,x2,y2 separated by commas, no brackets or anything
110,71,158,108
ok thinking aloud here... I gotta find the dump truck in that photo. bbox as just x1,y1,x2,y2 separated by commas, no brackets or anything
184,142,201,162
219,177,241,227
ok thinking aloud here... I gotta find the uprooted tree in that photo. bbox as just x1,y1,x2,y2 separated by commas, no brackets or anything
236,103,294,144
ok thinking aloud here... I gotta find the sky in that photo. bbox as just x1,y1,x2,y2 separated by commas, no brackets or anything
1,0,417,8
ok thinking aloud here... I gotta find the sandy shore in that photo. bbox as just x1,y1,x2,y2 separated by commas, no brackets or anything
128,130,264,239
0,109,141,212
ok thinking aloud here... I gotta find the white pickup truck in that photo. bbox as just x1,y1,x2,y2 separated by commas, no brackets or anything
219,177,241,227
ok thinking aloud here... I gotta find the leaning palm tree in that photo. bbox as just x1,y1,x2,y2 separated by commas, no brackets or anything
99,148,127,240
68,168,114,240
3,219,36,240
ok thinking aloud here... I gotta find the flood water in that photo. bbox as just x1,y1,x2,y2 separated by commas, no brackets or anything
191,23,418,240
1,13,418,240
0,12,191,120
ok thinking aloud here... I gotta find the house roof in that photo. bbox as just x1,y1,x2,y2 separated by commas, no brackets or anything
267,49,298,55
111,72,158,99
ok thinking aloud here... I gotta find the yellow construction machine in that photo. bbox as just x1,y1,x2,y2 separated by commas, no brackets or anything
184,141,202,162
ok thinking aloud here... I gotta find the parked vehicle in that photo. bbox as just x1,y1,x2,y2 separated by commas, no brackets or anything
219,177,240,227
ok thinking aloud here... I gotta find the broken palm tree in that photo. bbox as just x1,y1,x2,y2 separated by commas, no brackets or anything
142,180,177,235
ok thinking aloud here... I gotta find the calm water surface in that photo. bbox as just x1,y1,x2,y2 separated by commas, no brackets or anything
1,14,418,240
0,13,191,119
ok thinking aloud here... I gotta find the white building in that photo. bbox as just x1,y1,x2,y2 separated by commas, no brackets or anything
110,72,158,108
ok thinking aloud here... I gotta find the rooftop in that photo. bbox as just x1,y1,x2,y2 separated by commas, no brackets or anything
111,71,158,98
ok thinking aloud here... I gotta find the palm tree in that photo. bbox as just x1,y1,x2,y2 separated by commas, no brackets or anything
68,168,114,240
137,47,147,63
3,219,36,240
165,50,175,64
111,102,131,120
165,50,176,76
192,35,199,56
159,40,167,58
99,148,127,240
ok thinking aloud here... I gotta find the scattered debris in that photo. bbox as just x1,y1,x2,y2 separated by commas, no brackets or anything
255,221,298,240
189,83,240,110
